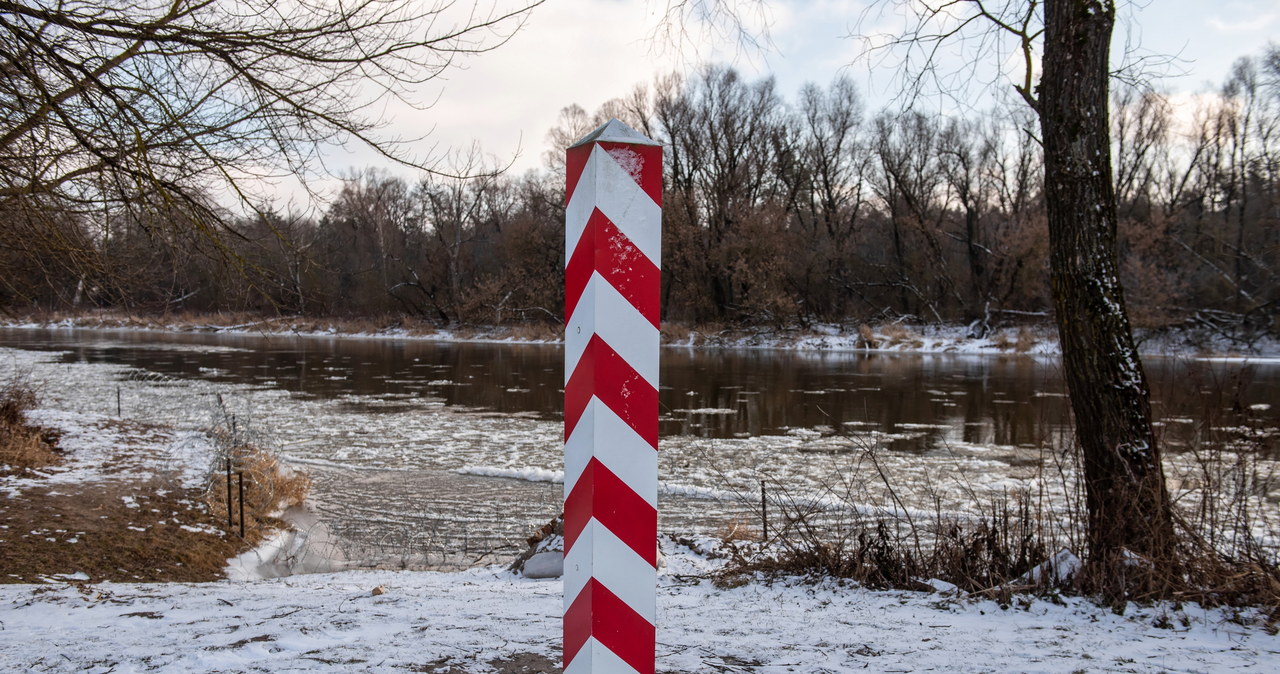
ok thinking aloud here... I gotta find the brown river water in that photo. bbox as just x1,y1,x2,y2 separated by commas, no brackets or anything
2,327,1277,568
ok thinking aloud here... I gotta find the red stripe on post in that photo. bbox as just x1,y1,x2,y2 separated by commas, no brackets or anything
563,458,659,567
565,144,592,207
565,208,661,328
563,578,657,674
563,336,658,448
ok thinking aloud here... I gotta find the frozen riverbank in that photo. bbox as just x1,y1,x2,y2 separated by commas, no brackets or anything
5,311,1279,358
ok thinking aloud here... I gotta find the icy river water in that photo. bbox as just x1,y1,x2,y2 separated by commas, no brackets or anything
2,327,1278,568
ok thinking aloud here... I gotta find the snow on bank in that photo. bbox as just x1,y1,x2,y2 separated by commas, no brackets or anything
9,315,1280,358
0,541,1276,673
3,408,214,498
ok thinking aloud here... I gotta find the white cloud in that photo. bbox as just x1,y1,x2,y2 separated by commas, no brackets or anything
264,0,1277,212
1207,14,1276,34
369,1,686,176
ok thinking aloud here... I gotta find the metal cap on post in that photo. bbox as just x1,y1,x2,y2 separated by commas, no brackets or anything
563,119,662,674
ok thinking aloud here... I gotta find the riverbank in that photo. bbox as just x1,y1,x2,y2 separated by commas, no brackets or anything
0,403,250,583
1,405,1276,672
6,309,1278,358
0,372,317,584
1,338,1278,671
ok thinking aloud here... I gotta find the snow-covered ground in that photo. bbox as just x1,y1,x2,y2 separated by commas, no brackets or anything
1,407,214,499
1,542,1277,673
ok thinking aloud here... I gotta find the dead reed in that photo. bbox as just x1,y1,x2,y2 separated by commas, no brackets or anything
0,376,61,473
201,406,310,542
715,386,1280,614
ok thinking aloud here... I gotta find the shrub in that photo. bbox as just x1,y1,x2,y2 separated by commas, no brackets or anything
202,410,310,540
714,414,1280,611
0,377,60,473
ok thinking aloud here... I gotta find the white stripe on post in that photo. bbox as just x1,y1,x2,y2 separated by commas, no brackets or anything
564,272,661,388
563,399,659,507
563,119,662,674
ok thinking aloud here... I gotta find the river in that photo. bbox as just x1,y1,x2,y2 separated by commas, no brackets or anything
2,327,1277,568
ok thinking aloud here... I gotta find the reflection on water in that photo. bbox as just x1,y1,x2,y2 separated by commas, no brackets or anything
2,328,1276,449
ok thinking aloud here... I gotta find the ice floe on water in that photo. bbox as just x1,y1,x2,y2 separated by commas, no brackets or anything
3,339,1278,568
456,465,562,483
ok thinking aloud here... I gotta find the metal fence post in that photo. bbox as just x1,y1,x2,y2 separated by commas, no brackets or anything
226,456,233,528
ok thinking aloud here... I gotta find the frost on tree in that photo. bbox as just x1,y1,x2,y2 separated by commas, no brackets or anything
1038,0,1175,570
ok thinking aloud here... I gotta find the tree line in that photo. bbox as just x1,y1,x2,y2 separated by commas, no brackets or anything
3,49,1277,340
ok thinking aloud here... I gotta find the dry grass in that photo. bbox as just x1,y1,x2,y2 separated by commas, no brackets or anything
661,322,697,345
0,377,61,474
505,322,560,342
718,484,1049,595
0,478,250,583
879,324,924,349
0,432,59,472
989,328,1043,353
714,414,1280,613
991,331,1014,351
1014,329,1039,353
662,322,735,346
0,377,37,427
716,516,763,544
203,433,310,536
857,324,879,349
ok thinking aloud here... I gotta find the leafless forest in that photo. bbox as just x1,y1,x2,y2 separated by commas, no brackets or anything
3,52,1277,341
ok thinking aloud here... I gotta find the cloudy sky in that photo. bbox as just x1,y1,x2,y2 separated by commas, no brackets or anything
294,0,1277,208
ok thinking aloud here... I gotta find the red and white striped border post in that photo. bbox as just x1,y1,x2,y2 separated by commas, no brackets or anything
563,119,662,674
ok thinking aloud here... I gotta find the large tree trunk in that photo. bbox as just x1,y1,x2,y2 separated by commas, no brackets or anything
1038,0,1176,568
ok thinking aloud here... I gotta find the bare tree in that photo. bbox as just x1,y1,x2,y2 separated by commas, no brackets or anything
1036,0,1175,575
1112,85,1170,216
542,86,652,178
654,65,789,321
418,148,502,322
668,0,1178,580
856,0,1178,579
870,110,953,320
786,76,872,320
938,116,991,322
0,0,540,226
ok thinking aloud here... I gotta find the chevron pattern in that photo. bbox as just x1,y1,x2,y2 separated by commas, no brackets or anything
563,120,662,674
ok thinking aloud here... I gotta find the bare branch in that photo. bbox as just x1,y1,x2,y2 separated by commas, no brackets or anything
0,0,544,219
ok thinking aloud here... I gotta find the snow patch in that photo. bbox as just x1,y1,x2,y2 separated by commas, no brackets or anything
456,466,563,483
0,545,1275,673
